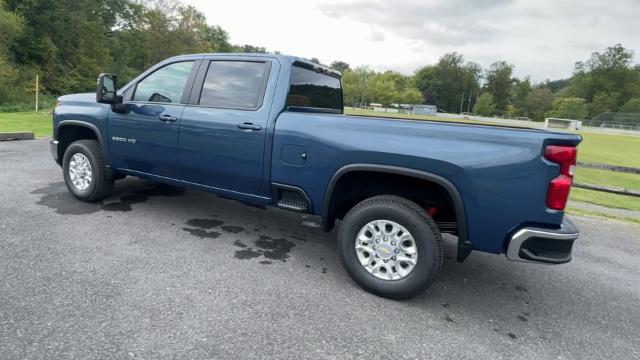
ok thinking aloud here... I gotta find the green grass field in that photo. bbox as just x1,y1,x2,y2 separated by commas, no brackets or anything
1,109,639,216
0,111,52,137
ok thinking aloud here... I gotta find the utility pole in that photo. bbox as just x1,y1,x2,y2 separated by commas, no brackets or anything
35,74,39,112
459,91,465,114
467,91,472,113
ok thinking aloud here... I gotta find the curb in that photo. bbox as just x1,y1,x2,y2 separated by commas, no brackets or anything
0,132,35,141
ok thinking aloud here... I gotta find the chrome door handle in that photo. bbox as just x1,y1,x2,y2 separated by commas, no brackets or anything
237,122,262,131
159,114,178,122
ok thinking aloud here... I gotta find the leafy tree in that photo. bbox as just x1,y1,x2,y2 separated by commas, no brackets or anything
309,57,320,64
522,87,555,121
235,44,267,53
372,77,397,108
0,0,24,104
545,97,588,119
342,66,373,107
589,92,618,116
413,53,480,112
473,93,496,116
206,25,232,52
399,87,423,105
544,78,571,93
330,61,350,73
484,61,514,111
568,44,640,106
512,76,532,115
620,98,640,113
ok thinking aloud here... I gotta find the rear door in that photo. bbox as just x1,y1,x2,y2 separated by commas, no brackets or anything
108,60,198,179
178,59,273,194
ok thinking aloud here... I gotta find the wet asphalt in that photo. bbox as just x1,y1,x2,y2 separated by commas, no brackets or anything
1,139,639,359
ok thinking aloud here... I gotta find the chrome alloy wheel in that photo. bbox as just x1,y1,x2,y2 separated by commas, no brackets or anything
355,220,418,280
68,153,92,191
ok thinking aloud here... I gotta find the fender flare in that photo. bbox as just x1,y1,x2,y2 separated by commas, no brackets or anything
57,120,109,165
321,163,472,262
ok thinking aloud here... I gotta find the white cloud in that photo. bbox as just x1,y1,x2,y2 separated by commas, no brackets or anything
182,0,640,82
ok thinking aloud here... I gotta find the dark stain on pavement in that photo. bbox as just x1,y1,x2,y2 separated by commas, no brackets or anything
234,248,262,259
517,315,528,322
444,315,456,324
254,235,295,262
507,333,517,340
233,240,248,248
31,183,102,215
101,194,149,212
232,235,295,263
221,225,244,233
185,218,224,229
32,182,185,214
182,227,221,239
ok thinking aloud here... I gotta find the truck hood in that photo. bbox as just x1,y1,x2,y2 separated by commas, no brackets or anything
58,92,96,103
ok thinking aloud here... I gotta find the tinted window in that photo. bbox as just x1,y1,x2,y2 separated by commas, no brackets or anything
133,61,194,103
287,65,342,112
199,61,268,109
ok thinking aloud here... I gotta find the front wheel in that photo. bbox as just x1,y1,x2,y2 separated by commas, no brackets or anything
62,140,114,202
338,195,443,299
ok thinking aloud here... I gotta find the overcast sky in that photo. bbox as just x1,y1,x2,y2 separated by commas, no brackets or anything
183,0,640,82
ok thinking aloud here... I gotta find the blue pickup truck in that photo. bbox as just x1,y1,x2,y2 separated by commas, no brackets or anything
50,53,581,299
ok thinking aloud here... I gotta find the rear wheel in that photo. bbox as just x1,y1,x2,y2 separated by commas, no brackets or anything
338,195,443,299
62,140,114,202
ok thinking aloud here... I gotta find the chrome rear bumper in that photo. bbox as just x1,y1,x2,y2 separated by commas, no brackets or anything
506,218,579,264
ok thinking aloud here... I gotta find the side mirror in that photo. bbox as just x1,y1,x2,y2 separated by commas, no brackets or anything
96,73,121,104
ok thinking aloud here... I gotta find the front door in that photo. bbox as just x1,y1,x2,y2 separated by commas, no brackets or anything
179,60,272,194
108,61,196,179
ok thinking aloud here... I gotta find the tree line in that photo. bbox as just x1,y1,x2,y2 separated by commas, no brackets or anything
0,0,265,108
333,44,640,120
1,0,639,121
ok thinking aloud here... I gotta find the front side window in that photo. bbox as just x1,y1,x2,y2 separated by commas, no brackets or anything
199,61,268,110
287,65,342,112
133,61,194,103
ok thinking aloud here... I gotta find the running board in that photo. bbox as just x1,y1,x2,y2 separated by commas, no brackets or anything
272,183,312,213
277,199,309,212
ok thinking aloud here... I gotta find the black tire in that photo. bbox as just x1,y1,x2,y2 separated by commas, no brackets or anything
338,195,443,300
62,140,114,202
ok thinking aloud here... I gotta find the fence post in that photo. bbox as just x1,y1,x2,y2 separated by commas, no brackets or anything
35,74,39,112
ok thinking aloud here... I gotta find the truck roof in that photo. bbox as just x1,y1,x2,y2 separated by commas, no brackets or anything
165,53,341,77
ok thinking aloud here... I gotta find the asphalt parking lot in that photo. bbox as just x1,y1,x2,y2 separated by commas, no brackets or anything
1,139,639,359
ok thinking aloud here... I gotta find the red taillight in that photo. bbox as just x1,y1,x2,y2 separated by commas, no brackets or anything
544,145,577,211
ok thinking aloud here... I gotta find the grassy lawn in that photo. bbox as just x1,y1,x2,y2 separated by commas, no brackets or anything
576,132,640,168
570,188,640,212
0,111,52,137
574,167,639,190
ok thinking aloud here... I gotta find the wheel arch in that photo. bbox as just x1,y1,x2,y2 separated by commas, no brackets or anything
56,120,108,166
321,164,472,262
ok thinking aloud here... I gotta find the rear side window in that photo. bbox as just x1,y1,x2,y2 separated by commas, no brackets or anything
133,61,194,103
199,61,268,110
287,65,342,113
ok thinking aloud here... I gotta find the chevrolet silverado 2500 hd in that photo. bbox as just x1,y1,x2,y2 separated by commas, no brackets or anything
50,53,581,299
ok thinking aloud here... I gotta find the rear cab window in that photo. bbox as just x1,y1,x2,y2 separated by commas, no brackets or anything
198,61,269,110
286,62,343,114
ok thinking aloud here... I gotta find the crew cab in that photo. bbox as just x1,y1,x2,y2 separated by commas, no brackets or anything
50,53,581,299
